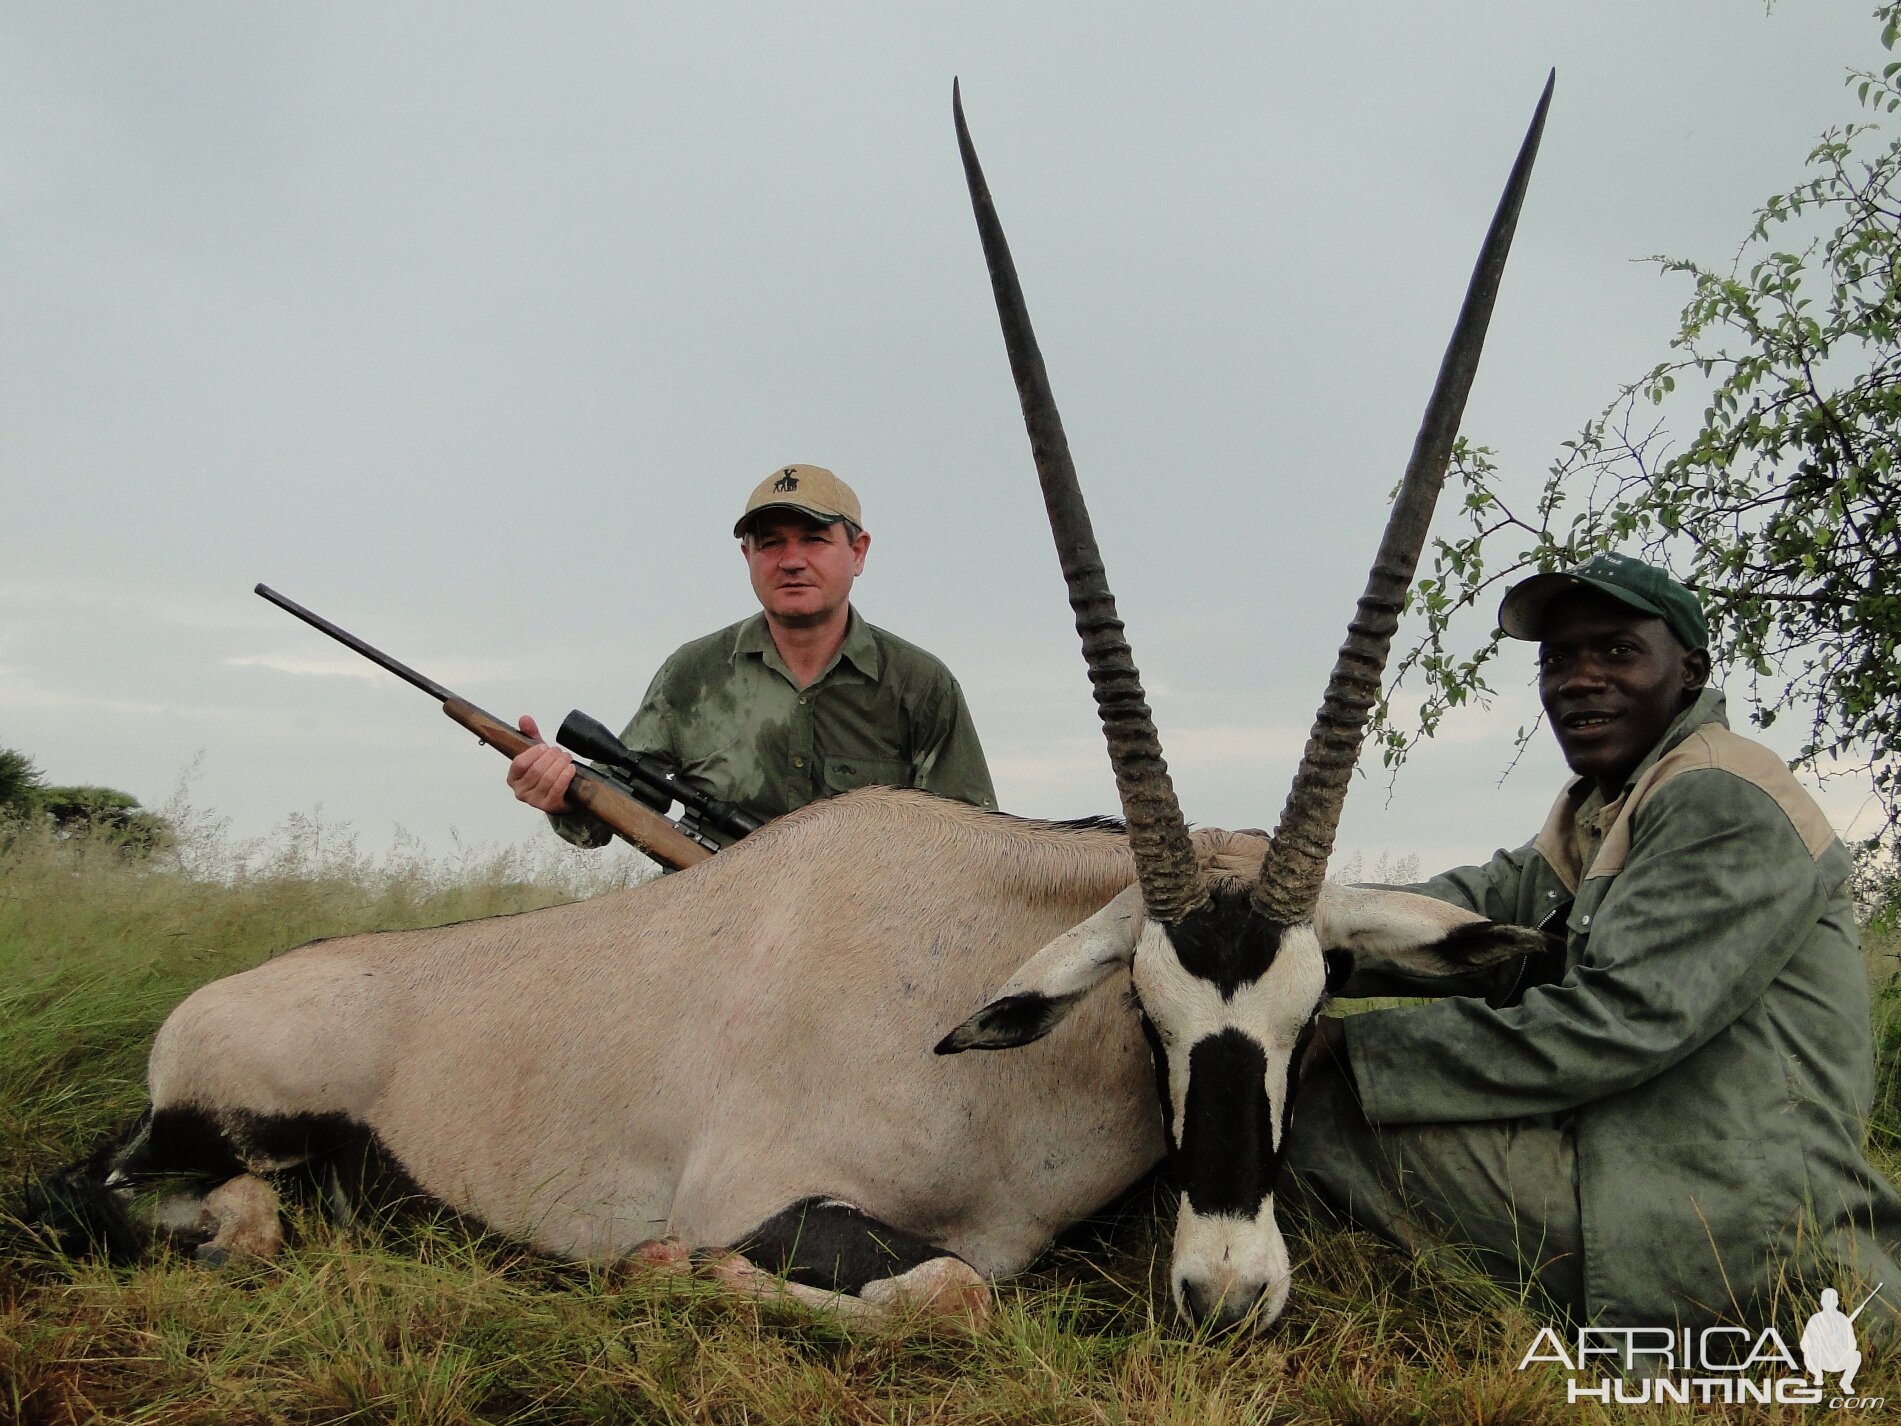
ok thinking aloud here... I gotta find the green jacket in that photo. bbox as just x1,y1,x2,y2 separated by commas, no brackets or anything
555,609,995,849
1344,689,1901,1331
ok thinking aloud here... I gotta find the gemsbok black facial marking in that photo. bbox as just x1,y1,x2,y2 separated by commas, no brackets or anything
1164,894,1286,997
1179,1028,1279,1219
1138,1011,1176,1146
1277,1016,1321,1174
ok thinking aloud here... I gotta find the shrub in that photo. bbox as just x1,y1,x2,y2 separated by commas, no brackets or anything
0,744,43,811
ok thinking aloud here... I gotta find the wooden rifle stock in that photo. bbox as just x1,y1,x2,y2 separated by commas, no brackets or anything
442,699,712,870
255,583,712,871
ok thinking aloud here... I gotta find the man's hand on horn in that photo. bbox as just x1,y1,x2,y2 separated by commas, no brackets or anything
507,713,577,813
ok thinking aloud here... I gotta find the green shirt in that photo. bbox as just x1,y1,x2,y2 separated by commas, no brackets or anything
554,610,995,849
1340,689,1901,1331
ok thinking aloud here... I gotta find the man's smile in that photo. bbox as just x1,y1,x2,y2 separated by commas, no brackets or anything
1558,710,1618,732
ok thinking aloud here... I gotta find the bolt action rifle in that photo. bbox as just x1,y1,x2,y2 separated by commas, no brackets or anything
254,584,762,870
552,710,763,849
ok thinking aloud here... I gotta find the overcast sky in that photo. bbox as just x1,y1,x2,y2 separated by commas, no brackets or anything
2,1,1889,878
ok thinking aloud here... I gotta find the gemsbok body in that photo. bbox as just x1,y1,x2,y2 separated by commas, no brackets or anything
73,795,1527,1325
34,76,1555,1331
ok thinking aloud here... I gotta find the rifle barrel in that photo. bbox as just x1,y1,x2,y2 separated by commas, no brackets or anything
255,583,714,870
255,584,456,702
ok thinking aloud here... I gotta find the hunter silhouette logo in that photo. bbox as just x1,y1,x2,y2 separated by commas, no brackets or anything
774,469,800,492
1801,1285,1884,1396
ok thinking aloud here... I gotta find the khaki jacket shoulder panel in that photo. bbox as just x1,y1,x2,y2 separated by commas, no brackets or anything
1530,780,1590,894
1590,724,1837,880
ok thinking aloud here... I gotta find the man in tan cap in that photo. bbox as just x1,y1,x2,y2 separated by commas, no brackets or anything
506,464,995,849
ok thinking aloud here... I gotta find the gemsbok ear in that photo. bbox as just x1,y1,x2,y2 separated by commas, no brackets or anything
935,885,1145,1054
1313,883,1546,977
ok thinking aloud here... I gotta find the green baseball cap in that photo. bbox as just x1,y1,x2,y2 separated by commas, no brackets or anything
1498,553,1709,651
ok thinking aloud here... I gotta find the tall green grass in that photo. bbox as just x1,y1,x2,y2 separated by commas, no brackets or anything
0,806,646,1182
2,809,1895,1424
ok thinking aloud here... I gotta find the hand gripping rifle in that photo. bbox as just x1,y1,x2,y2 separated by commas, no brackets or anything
254,584,759,870
553,711,763,848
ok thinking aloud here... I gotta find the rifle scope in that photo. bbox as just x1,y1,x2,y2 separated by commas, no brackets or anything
556,711,764,842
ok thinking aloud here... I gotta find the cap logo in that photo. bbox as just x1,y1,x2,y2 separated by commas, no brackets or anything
774,469,800,492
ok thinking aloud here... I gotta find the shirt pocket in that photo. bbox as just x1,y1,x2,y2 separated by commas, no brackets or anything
821,756,911,794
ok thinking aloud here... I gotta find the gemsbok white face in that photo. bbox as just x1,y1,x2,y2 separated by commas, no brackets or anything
1134,905,1324,1327
938,74,1555,1331
939,878,1330,1327
938,861,1531,1329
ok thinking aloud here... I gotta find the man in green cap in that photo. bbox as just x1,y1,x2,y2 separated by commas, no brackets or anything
1285,553,1901,1341
507,464,995,849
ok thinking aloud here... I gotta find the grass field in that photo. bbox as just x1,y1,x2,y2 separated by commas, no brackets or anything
2,811,1896,1424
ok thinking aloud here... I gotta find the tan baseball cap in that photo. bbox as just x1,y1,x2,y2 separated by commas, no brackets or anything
734,464,864,537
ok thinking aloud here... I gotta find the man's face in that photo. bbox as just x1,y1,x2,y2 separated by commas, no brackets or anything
1536,592,1710,796
742,512,870,629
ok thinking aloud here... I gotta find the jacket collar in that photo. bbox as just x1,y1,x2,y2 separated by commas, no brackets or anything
732,607,880,684
1605,686,1729,800
1534,687,1729,891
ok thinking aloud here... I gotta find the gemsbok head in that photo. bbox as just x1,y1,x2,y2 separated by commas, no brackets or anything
938,75,1554,1332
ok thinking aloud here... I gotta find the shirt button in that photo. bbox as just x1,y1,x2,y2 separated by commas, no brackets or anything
797,695,807,705
793,755,806,768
